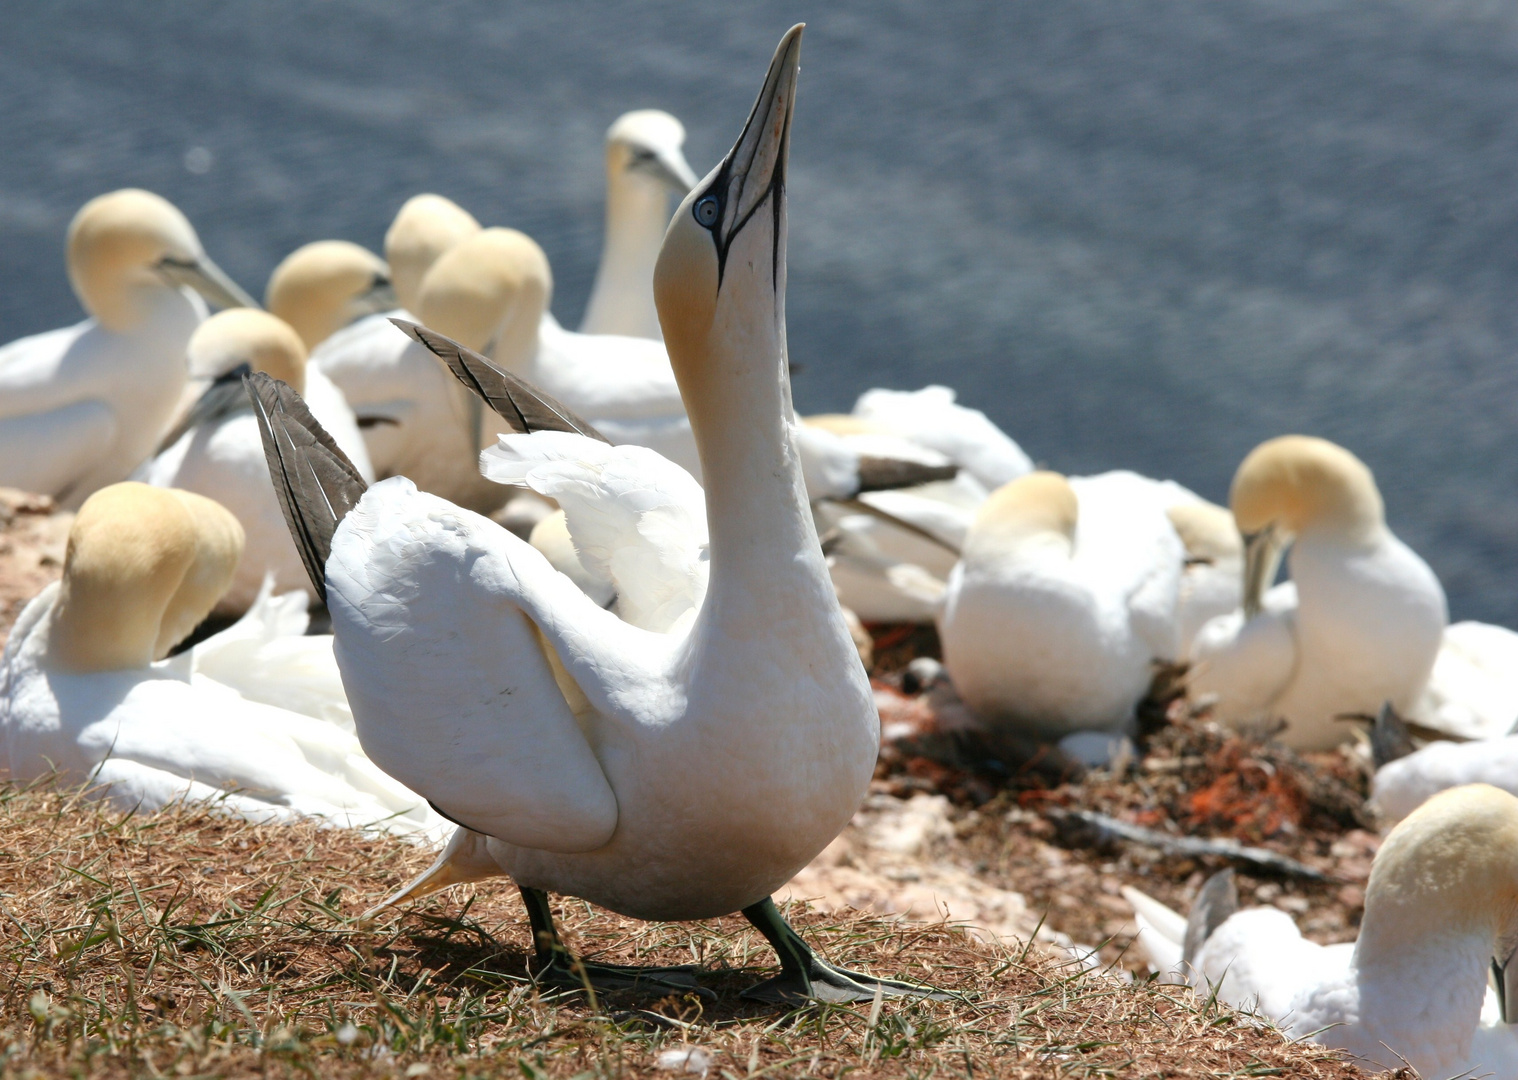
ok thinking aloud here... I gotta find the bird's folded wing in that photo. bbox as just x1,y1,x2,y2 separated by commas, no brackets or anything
325,476,623,852
1187,586,1297,717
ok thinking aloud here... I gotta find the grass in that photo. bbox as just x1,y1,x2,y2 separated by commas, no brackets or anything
0,777,1375,1079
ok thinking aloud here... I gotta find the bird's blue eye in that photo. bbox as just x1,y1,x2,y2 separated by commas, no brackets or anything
694,196,719,227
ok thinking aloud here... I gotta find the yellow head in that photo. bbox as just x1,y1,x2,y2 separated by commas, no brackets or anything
47,483,244,671
264,240,392,349
1230,435,1384,541
1360,784,1518,962
384,194,482,315
1166,499,1243,564
66,189,205,332
417,228,552,370
963,471,1079,563
186,309,308,394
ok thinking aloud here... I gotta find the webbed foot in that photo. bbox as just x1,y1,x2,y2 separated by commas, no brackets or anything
739,897,952,1003
520,885,714,1000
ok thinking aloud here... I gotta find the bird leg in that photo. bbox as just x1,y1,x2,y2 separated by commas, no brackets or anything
739,896,952,1003
519,886,712,999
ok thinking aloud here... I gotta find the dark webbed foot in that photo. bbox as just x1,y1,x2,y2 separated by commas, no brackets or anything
520,886,714,1000
740,897,953,1003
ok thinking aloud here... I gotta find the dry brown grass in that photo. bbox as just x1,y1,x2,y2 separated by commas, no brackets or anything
0,778,1377,1079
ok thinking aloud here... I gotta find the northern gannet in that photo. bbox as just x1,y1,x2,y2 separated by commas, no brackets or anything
938,470,1185,741
139,310,373,614
311,195,482,490
265,240,395,350
1124,785,1518,1077
1189,436,1447,751
252,26,941,1003
580,110,700,341
0,189,256,507
0,482,437,835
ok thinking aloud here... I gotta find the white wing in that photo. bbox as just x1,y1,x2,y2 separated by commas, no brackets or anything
852,384,1033,489
1188,583,1298,722
1410,621,1518,740
481,431,708,634
326,477,621,850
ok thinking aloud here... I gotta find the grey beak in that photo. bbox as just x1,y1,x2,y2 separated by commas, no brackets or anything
349,274,399,321
157,253,259,311
695,23,803,276
1494,952,1518,1024
1241,524,1286,618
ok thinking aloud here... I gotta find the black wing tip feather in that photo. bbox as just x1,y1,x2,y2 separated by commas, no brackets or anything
388,318,612,445
244,371,368,606
854,457,959,495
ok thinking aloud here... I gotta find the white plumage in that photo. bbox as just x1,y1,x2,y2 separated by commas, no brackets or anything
0,189,255,507
1189,436,1447,751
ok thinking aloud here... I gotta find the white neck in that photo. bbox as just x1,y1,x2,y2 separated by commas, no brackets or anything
685,265,835,638
1352,915,1489,1055
580,170,671,341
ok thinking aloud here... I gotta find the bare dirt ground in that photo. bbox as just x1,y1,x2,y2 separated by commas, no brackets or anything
0,489,70,643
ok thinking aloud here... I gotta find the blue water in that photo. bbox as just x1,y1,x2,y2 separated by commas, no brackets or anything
4,1,1518,624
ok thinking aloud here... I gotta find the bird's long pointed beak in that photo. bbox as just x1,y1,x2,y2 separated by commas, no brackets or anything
709,23,803,254
350,274,399,320
1493,947,1518,1024
158,253,260,311
651,146,699,192
1241,524,1285,618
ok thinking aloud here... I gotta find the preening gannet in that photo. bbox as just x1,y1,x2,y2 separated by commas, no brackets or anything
312,195,482,491
265,240,395,350
253,26,943,1003
0,189,256,507
938,470,1185,739
580,110,700,341
0,483,437,835
138,310,373,614
1189,436,1447,751
1125,785,1518,1077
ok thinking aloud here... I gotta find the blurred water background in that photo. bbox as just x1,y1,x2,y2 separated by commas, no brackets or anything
3,1,1517,624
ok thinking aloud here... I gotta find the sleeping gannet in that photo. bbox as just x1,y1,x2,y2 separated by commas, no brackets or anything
1189,436,1447,751
0,482,437,835
139,310,373,614
0,189,256,507
252,26,942,1003
265,240,396,350
580,110,700,341
1124,785,1518,1077
938,470,1186,740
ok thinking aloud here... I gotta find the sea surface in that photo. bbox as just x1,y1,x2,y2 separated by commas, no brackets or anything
4,1,1518,624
